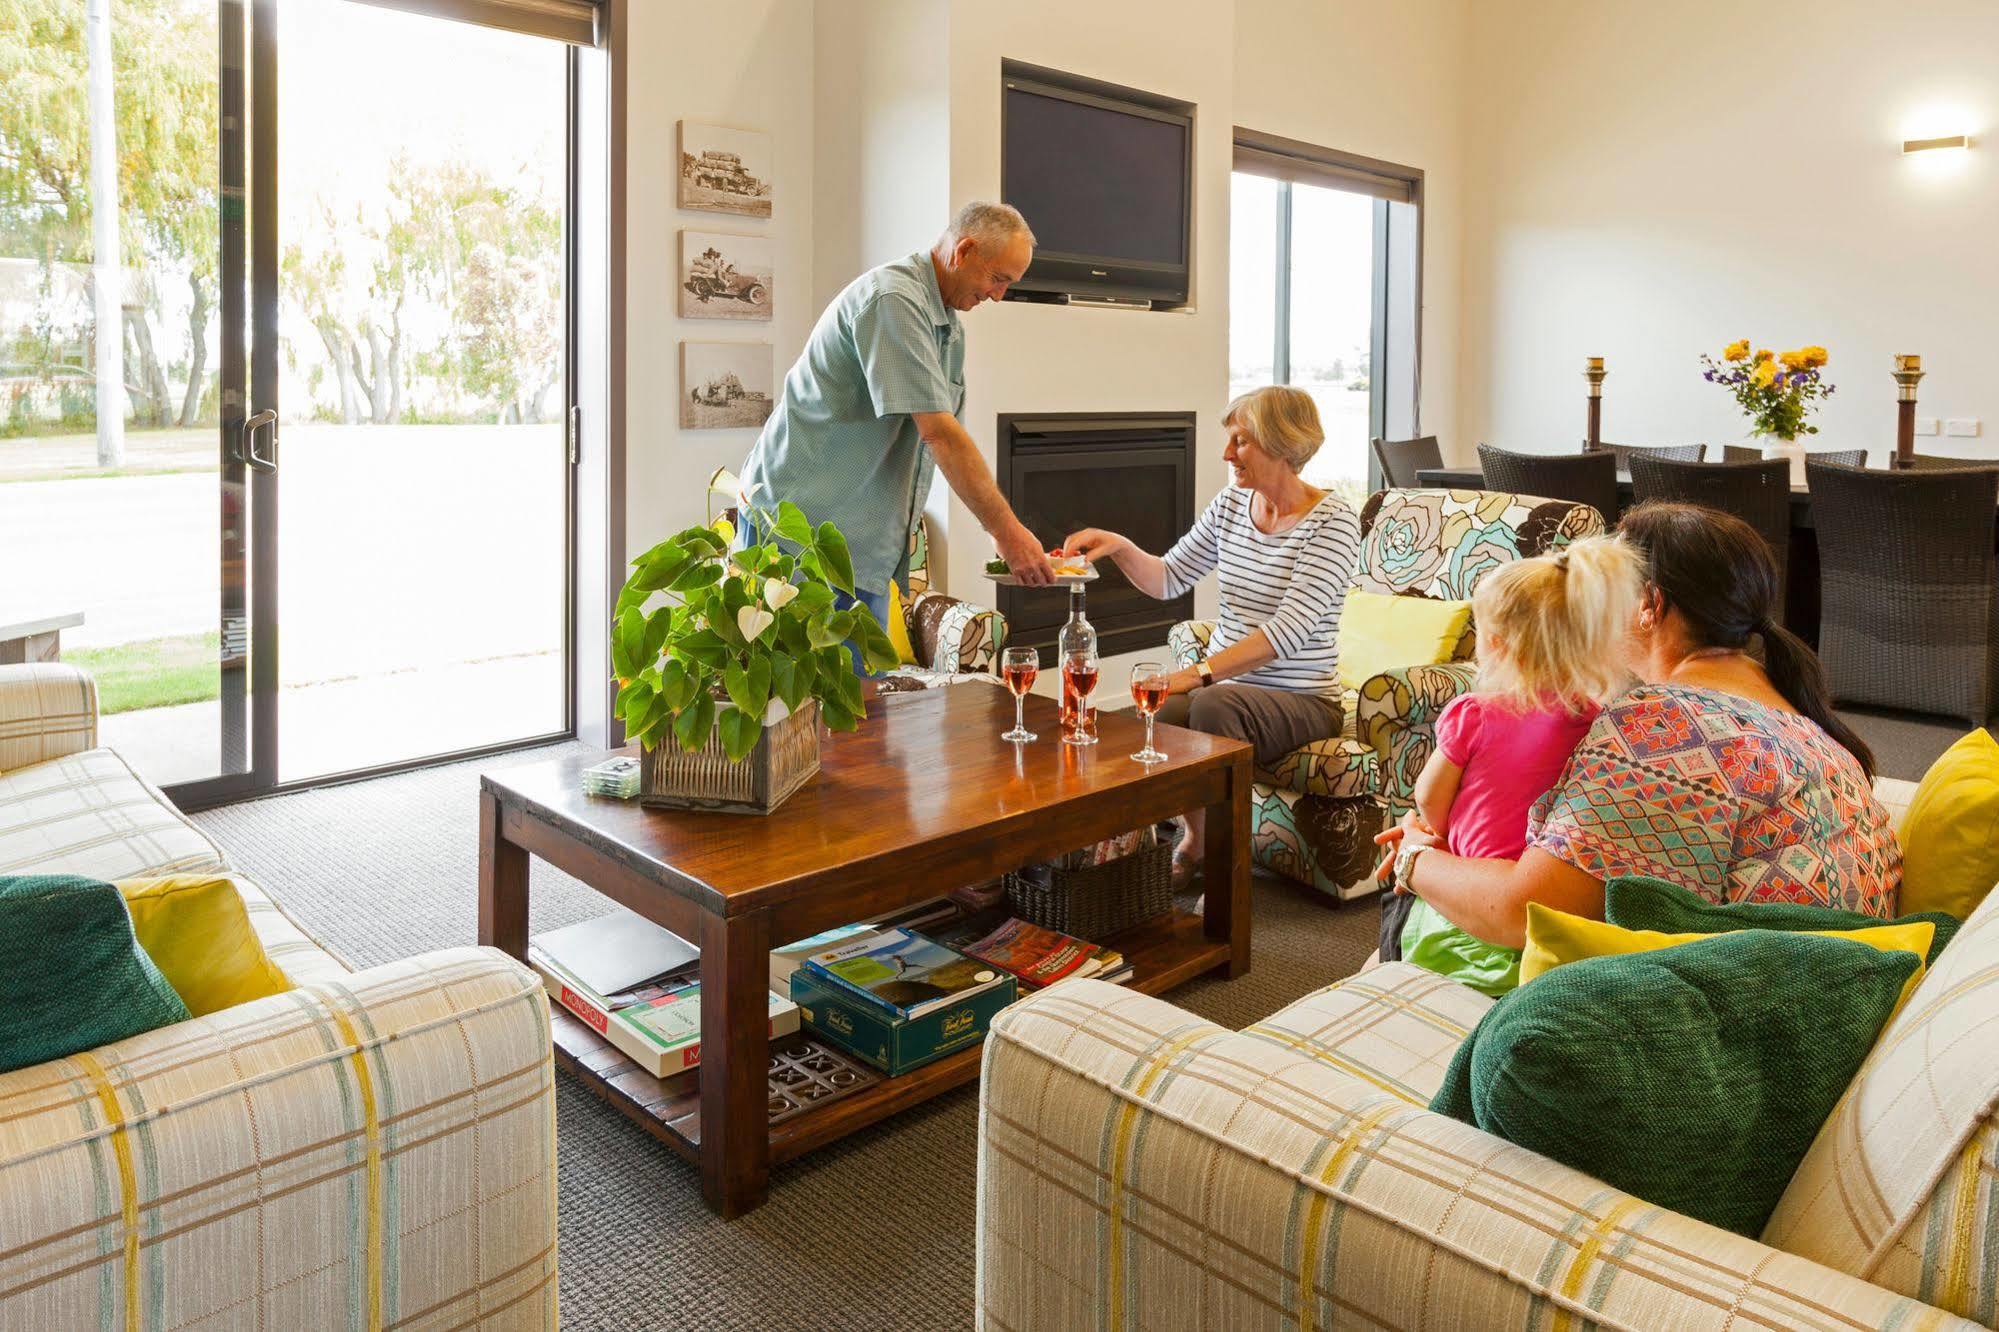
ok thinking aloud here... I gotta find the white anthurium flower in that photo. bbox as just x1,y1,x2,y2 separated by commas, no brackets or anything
762,696,790,725
763,578,799,610
736,605,775,642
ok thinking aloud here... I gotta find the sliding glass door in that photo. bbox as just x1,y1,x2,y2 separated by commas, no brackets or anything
0,0,578,803
0,0,260,797
271,0,571,782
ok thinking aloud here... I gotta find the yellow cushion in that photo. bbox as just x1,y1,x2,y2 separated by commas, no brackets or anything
1522,903,1936,1009
1897,727,1999,922
1337,589,1472,691
886,580,919,666
118,876,291,1017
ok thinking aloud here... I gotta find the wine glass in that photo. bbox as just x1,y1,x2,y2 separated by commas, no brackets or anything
1129,661,1169,763
1061,647,1100,746
999,647,1038,742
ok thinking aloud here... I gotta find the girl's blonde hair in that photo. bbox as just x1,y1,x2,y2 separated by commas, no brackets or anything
1472,535,1644,711
1222,386,1324,472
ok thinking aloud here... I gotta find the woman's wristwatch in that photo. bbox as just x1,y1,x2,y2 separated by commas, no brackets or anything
1195,659,1214,687
1392,840,1431,895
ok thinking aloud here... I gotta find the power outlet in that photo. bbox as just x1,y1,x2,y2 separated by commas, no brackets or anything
1916,417,1941,435
1946,418,1983,438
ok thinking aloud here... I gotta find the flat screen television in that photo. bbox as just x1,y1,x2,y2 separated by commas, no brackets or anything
1000,68,1192,308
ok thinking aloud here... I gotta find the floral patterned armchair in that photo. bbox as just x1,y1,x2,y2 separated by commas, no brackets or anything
878,515,1008,693
1170,489,1605,899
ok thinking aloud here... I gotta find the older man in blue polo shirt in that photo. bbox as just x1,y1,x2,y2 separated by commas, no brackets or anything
738,202,1055,654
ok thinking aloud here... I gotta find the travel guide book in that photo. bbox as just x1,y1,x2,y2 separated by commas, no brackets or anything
925,912,1128,990
789,967,1016,1076
802,927,1007,1019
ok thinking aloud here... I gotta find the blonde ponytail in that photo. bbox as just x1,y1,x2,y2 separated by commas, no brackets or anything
1471,535,1644,712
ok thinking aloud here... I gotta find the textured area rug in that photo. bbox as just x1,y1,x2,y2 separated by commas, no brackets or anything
194,744,1379,1330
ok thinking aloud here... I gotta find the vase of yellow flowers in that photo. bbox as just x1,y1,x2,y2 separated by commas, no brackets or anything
1700,339,1836,484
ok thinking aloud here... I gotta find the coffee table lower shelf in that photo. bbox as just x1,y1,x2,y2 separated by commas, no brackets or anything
549,908,1230,1168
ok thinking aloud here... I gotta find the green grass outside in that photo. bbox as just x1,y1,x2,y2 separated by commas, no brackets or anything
67,632,222,715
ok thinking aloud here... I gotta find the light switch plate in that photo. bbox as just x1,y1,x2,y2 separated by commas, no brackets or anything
1916,417,1941,435
1946,418,1982,438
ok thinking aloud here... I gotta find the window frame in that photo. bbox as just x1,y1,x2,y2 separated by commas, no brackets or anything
1232,130,1424,491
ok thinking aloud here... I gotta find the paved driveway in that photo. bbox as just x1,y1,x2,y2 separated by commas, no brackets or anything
0,423,567,679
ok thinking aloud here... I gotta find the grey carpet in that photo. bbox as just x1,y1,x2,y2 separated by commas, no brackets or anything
192,743,1379,1331
1836,707,1972,782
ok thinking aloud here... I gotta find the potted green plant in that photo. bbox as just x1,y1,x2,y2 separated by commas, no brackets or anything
611,485,900,813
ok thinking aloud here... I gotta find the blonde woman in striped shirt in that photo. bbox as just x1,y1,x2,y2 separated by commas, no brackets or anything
1065,385,1362,885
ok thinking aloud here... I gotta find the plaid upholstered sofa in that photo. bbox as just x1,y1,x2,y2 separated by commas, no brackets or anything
976,776,1999,1330
1169,488,1605,900
0,665,558,1329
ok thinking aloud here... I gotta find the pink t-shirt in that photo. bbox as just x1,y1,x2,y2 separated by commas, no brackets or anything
1432,693,1598,861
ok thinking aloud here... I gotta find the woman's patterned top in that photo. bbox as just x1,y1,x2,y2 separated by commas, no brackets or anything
1527,683,1902,916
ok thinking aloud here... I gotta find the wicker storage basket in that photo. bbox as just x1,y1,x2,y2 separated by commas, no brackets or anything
1003,838,1174,941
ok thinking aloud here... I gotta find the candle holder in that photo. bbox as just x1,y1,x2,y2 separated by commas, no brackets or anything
1892,353,1924,470
1583,357,1607,451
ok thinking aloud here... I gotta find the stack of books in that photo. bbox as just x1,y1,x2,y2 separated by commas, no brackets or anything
789,927,1017,1075
530,909,797,1078
928,912,1133,989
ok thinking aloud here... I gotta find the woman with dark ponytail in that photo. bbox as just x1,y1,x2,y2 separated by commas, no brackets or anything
1376,501,1901,951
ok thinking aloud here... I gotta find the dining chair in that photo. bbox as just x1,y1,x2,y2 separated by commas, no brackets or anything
1726,445,1867,466
1370,435,1444,489
1908,453,1999,471
1476,444,1619,524
1806,459,1999,726
1600,441,1704,467
1627,453,1792,613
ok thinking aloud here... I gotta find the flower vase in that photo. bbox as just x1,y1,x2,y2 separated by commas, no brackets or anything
1757,434,1808,486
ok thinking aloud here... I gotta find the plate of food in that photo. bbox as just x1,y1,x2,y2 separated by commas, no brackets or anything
983,548,1098,586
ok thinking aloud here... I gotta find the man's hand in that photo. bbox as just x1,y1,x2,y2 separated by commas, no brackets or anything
997,524,1056,586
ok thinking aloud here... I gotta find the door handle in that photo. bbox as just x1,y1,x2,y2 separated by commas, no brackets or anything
241,409,278,473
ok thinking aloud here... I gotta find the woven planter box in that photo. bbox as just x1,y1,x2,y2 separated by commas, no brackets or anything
639,700,819,815
1003,839,1173,941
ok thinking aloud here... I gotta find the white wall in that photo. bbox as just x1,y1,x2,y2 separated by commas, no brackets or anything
1232,0,1472,458
1460,0,1999,463
812,0,950,310
624,0,819,561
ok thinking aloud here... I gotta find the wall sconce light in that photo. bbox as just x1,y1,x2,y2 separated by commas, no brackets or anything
1903,134,1971,154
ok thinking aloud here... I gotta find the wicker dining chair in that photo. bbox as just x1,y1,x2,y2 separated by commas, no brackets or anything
1477,444,1618,523
1628,453,1793,613
1722,445,1868,467
1806,459,1999,726
1600,441,1705,467
1371,435,1444,488
1908,453,1999,471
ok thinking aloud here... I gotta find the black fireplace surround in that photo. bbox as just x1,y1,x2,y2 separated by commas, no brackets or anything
995,411,1197,659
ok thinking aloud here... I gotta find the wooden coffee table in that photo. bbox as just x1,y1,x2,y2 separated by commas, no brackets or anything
477,684,1252,1217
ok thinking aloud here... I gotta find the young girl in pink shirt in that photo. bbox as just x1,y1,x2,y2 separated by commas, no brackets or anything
1379,535,1644,994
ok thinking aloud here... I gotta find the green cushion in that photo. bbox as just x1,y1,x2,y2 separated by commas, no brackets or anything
1428,931,1917,1236
1606,874,1960,964
0,875,191,1074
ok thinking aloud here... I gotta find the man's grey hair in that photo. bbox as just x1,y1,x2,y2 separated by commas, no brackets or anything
944,201,1036,252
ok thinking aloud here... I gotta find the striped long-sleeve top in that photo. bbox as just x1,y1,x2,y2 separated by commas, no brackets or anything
1160,486,1362,696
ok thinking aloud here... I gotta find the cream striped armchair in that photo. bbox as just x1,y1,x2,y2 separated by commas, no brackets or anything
0,665,558,1329
977,778,1999,1330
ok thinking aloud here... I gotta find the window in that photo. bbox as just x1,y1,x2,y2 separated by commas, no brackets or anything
1230,134,1422,503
